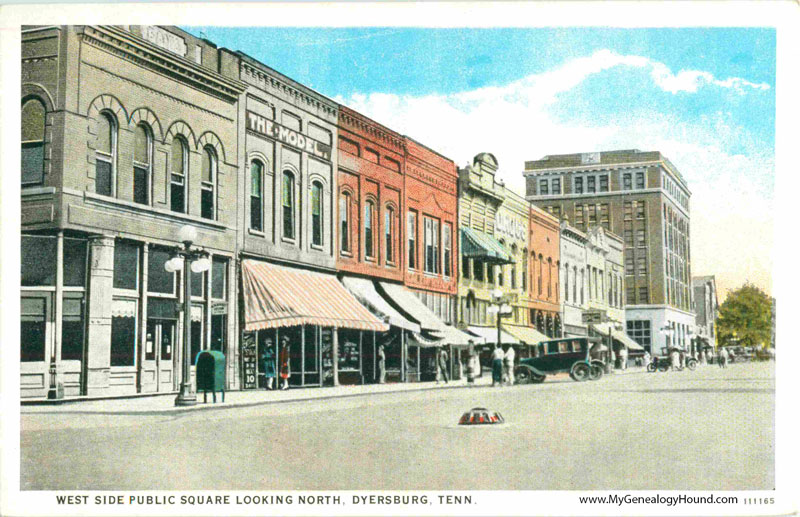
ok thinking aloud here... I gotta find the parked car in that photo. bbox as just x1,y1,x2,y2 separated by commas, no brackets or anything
514,337,604,383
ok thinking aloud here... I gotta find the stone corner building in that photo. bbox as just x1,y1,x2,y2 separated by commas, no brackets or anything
524,149,694,355
21,25,244,398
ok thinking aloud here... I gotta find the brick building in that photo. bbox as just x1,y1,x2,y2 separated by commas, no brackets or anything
524,149,694,354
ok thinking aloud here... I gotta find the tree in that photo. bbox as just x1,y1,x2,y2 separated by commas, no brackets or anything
717,283,773,348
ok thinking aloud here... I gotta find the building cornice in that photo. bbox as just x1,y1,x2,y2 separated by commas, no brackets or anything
81,26,246,104
241,60,338,118
339,107,404,151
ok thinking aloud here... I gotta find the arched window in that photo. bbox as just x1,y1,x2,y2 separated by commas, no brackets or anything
250,160,264,231
170,137,187,213
364,200,375,259
282,171,295,240
311,181,323,247
340,192,350,253
95,112,117,197
538,254,543,295
521,249,528,292
510,245,517,289
384,206,394,263
21,98,46,186
133,124,152,205
547,258,553,298
564,263,569,302
201,146,217,220
573,266,578,303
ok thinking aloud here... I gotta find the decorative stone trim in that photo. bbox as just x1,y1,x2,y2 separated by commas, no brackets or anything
128,107,164,142
164,120,197,149
196,130,226,164
241,61,338,118
339,111,405,151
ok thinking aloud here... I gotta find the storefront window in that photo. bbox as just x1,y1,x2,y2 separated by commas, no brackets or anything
21,235,56,286
114,240,139,290
21,296,46,362
147,246,174,294
110,299,137,367
338,329,361,371
63,237,87,287
61,295,84,361
212,258,227,300
190,305,204,363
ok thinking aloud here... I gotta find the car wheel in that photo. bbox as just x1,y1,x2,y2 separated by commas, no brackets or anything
647,363,657,372
514,367,533,385
531,374,546,384
658,363,669,372
589,365,604,381
686,359,697,371
571,363,591,382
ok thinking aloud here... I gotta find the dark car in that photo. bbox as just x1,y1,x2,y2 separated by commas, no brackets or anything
514,337,604,383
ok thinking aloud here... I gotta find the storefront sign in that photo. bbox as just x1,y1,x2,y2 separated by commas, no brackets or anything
142,26,187,57
211,302,227,316
246,111,332,161
582,310,607,324
241,332,258,390
495,213,526,241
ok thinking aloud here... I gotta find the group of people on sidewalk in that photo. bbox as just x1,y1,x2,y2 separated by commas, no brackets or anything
259,337,292,390
491,344,516,387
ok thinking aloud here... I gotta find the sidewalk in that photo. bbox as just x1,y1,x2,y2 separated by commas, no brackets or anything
21,375,495,415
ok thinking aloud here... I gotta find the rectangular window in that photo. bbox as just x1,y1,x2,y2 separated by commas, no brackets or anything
587,176,596,193
22,143,45,186
637,229,646,247
574,177,583,194
408,211,417,270
599,175,609,192
191,270,204,298
552,206,561,219
474,261,484,282
311,184,323,247
201,188,214,220
111,301,137,367
626,286,635,304
624,251,634,275
552,178,561,194
624,201,633,221
488,264,495,285
61,295,84,361
21,235,56,287
212,258,227,300
114,240,139,290
627,320,651,348
588,205,597,224
638,287,649,303
282,173,295,240
539,179,548,195
462,256,470,279
623,173,632,190
134,165,149,205
600,204,609,228
96,159,113,197
424,216,440,274
21,296,46,362
636,200,646,219
385,209,394,264
624,229,633,247
147,246,175,295
575,205,584,225
636,172,645,189
340,196,350,254
637,256,647,275
170,173,185,213
443,223,452,277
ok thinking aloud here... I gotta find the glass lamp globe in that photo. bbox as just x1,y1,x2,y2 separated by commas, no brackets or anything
191,257,211,273
487,305,499,315
178,224,197,244
490,288,503,300
500,304,512,315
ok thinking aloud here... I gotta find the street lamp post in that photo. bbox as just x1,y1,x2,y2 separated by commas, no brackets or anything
165,224,211,407
487,288,512,348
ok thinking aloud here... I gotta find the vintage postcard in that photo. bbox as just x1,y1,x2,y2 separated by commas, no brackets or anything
1,2,796,516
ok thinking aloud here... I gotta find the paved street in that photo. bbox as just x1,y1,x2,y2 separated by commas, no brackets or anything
20,362,774,491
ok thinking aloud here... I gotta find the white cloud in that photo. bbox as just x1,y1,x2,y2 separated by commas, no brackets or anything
337,49,774,299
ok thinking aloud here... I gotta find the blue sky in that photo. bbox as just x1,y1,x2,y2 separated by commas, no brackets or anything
184,26,775,297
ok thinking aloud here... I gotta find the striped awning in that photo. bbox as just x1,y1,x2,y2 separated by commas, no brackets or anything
242,260,389,332
460,227,512,263
467,326,518,345
503,324,549,345
341,276,420,332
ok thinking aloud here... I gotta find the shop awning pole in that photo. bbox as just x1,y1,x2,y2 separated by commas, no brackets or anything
401,329,406,383
372,330,376,383
332,328,339,387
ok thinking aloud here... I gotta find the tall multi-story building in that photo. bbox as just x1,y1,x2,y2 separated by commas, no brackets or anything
524,149,694,354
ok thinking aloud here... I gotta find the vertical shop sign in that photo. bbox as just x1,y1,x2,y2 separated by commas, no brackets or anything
242,331,257,389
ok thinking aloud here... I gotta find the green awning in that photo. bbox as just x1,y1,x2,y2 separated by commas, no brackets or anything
460,227,512,263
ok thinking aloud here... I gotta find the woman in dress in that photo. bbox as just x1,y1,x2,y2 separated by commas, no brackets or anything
279,336,291,390
261,338,276,390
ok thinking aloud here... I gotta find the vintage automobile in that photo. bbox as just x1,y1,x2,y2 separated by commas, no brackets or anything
647,347,697,372
514,337,605,383
727,346,754,363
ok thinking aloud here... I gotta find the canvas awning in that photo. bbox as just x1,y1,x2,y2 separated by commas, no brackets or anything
591,323,644,351
242,260,389,332
460,227,512,264
377,282,477,345
341,276,420,333
503,324,549,345
467,326,518,345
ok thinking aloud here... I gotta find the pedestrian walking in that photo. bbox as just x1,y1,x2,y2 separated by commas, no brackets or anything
643,350,651,368
279,337,291,390
504,345,516,386
670,348,680,371
719,347,729,368
436,347,449,384
618,346,628,371
377,344,386,384
260,338,276,390
699,349,707,365
491,344,504,387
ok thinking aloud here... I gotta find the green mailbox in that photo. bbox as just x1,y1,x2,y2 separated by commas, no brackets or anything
195,350,226,403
